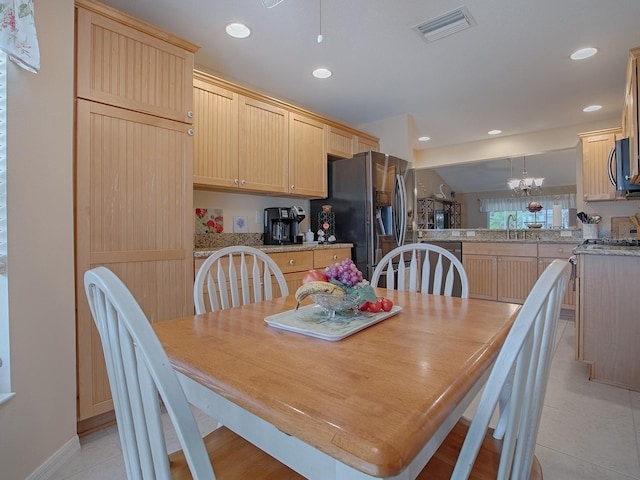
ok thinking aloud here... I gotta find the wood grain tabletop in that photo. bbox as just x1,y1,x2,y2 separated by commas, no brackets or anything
154,289,519,477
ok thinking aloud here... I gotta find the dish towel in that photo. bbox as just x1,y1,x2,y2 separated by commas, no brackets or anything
0,0,40,73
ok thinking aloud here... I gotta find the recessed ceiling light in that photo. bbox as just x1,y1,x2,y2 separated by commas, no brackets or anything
570,47,598,60
583,105,602,112
488,129,502,135
418,136,431,142
312,68,332,79
225,23,251,39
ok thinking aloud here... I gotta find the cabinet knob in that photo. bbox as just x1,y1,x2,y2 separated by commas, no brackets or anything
187,128,194,136
289,259,295,265
332,254,338,260
558,248,564,253
290,185,295,190
187,111,194,118
241,179,246,186
234,179,239,185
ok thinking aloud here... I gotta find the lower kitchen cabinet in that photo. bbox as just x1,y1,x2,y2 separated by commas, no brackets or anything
577,252,640,391
463,242,539,304
194,246,352,303
537,243,578,310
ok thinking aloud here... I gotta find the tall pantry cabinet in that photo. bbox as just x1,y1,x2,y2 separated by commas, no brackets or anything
74,0,199,432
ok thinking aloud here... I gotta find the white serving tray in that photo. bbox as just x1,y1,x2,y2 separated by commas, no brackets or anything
265,304,401,341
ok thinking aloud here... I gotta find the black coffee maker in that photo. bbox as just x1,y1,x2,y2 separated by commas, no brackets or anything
263,206,306,245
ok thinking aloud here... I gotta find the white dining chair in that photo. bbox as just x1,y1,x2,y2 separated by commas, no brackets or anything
194,245,289,314
417,259,571,479
84,266,303,480
371,243,469,297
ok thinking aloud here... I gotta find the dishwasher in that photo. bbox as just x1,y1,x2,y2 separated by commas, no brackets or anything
419,240,464,297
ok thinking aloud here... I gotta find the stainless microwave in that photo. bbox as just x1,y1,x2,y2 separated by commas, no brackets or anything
608,138,640,195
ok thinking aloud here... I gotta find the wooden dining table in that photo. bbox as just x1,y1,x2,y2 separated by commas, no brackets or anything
153,289,520,480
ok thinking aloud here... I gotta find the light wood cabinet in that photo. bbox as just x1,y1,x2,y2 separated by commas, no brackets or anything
577,252,640,391
537,243,578,310
75,0,197,432
579,128,621,202
76,1,195,123
194,72,334,197
622,47,640,184
192,78,239,188
288,112,327,197
239,96,289,193
354,135,380,154
194,246,352,301
327,125,355,158
193,76,289,193
463,243,538,304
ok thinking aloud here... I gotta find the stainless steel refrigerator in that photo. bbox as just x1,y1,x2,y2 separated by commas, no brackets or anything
310,151,416,281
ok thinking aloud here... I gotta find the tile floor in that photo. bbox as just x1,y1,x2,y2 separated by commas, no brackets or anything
52,318,640,480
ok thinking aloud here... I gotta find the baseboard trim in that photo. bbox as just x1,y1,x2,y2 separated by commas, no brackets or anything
26,435,81,480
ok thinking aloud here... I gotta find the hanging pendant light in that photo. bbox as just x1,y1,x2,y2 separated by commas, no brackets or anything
507,156,543,196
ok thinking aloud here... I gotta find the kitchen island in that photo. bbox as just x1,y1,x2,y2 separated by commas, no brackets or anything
574,242,640,391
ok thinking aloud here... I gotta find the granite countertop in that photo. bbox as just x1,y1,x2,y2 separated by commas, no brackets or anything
194,242,354,258
573,244,640,257
417,228,582,244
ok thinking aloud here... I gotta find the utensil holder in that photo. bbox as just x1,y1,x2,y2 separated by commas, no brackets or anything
582,223,598,240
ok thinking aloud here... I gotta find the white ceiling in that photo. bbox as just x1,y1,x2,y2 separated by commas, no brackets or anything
98,0,640,192
429,149,578,194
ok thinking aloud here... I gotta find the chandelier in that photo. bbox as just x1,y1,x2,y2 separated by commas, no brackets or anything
507,157,544,196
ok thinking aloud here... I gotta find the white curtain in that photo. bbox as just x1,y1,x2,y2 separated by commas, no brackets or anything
0,0,39,73
479,193,576,212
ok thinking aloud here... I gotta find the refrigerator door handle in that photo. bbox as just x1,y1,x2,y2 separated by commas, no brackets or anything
395,174,407,246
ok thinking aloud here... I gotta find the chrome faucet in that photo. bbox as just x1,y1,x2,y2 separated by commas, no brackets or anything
506,214,516,239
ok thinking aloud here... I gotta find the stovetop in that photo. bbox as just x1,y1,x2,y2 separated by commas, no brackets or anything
581,238,640,247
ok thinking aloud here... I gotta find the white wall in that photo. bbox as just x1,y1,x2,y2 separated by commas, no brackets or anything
0,1,78,479
194,190,312,234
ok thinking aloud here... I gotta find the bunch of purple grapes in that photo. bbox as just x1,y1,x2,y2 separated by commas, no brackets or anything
324,258,363,287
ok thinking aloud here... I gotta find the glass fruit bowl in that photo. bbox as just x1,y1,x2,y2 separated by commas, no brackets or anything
310,291,361,318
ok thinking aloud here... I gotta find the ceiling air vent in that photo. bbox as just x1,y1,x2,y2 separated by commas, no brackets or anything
413,6,476,43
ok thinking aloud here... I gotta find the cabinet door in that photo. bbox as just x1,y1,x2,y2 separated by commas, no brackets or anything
76,100,194,421
193,79,239,188
463,254,497,300
538,257,576,309
354,136,380,153
313,248,352,268
497,256,538,304
288,113,327,197
239,96,288,193
581,130,619,201
76,6,195,123
537,243,578,310
327,125,355,158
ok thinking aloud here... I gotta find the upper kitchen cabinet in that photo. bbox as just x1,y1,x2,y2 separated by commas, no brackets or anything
193,74,288,194
354,135,380,154
193,70,378,197
622,47,640,184
288,112,327,198
193,77,239,188
327,125,355,158
76,0,197,123
238,95,289,193
579,128,621,201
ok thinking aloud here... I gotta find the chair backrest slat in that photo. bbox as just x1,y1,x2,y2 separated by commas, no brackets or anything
450,259,570,479
194,246,289,314
84,267,217,479
371,243,469,298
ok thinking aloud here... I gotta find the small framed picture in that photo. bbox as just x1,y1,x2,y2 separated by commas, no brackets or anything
233,216,249,233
